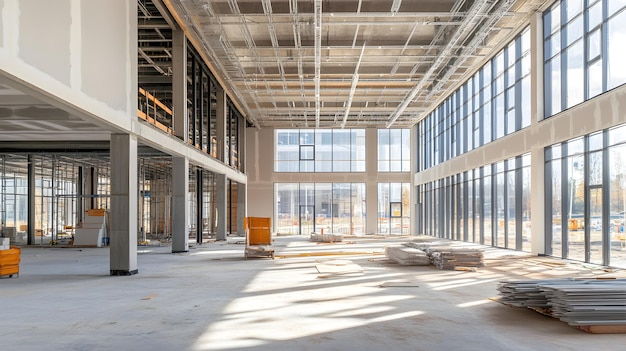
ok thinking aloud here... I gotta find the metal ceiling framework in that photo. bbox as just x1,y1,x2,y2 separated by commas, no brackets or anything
139,0,551,129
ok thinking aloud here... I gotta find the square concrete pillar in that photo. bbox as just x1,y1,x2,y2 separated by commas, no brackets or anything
110,134,138,275
172,156,189,252
216,173,227,241
237,182,246,236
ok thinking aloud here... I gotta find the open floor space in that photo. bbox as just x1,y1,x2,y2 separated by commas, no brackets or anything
2,235,625,351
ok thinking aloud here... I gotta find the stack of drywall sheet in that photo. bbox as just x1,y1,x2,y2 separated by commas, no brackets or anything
539,280,626,327
431,248,484,269
497,279,575,308
310,233,343,243
385,245,430,265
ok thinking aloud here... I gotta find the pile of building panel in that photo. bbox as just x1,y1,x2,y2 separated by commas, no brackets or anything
540,280,626,327
384,245,430,265
430,248,485,270
498,279,626,331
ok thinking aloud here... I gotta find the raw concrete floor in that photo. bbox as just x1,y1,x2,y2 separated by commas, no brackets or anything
1,235,625,351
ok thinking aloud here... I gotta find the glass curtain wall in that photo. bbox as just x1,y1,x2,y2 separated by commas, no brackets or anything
546,125,626,268
275,129,365,172
419,154,530,251
187,43,221,160
275,183,365,235
417,28,531,172
378,129,411,172
544,0,626,118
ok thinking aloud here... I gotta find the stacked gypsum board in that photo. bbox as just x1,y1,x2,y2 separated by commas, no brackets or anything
385,245,431,265
430,248,484,270
497,278,584,308
539,280,626,327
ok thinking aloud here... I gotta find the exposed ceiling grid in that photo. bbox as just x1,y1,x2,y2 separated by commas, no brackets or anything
139,0,555,130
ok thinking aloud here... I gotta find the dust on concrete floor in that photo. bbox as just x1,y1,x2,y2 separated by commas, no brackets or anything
1,235,625,351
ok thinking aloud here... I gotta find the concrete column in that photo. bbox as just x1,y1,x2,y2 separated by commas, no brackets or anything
27,155,35,245
216,173,227,240
531,147,545,255
216,87,227,162
171,156,189,252
237,182,246,236
239,114,246,172
172,29,188,141
77,166,84,225
530,12,546,255
109,134,138,275
365,127,378,234
410,126,418,235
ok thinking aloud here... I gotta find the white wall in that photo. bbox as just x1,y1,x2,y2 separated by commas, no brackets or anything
0,0,137,132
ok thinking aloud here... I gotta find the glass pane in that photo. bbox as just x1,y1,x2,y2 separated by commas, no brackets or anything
378,183,390,234
352,183,366,235
521,76,531,128
507,169,516,249
496,171,506,248
314,183,332,232
588,59,603,99
565,16,583,47
568,154,585,262
548,55,562,116
551,160,563,257
588,1,602,29
275,183,299,234
565,0,583,22
610,124,626,146
608,0,626,17
522,164,532,252
566,41,584,108
589,187,603,265
589,131,603,151
484,168,493,246
587,29,601,61
610,144,626,268
608,10,626,90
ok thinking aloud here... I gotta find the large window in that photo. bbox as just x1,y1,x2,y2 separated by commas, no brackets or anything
417,28,531,171
378,129,410,172
544,0,626,117
275,129,365,172
546,124,626,268
418,154,531,252
377,183,411,234
274,183,365,235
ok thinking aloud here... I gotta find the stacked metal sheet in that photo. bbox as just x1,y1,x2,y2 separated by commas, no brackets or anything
430,248,484,270
539,280,626,326
384,245,431,265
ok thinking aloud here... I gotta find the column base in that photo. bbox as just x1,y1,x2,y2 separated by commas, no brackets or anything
172,250,189,253
110,269,138,276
